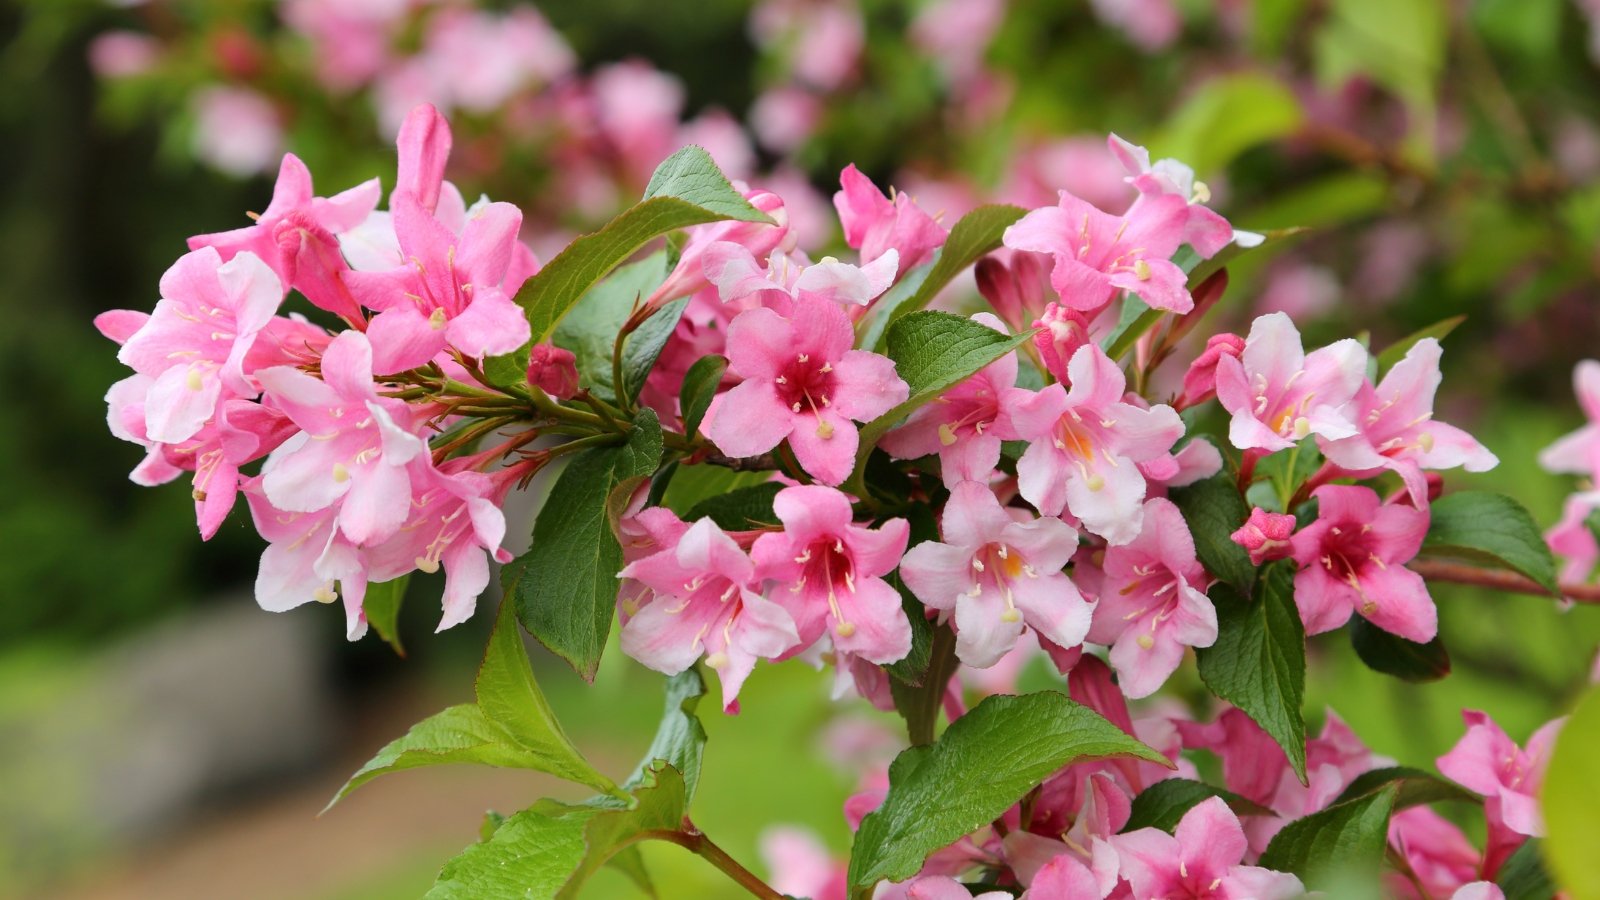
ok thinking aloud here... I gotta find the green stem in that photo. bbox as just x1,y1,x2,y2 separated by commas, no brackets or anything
544,432,626,462
635,823,784,900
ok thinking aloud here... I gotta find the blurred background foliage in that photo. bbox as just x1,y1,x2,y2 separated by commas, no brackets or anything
4,0,1600,896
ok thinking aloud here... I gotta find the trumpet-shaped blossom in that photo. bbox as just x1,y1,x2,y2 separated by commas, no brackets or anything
347,193,533,373
703,242,900,312
1539,359,1600,479
257,331,426,546
1010,344,1184,544
1546,491,1600,584
1437,710,1564,838
1214,312,1367,452
1030,302,1094,385
1387,807,1482,900
879,314,1033,485
750,485,911,664
1320,338,1498,505
114,248,285,444
703,298,908,485
834,164,948,274
650,187,794,305
1112,797,1304,900
362,457,513,632
1088,497,1216,698
1230,508,1296,566
1003,189,1193,313
1288,485,1435,642
1107,134,1233,257
901,481,1090,668
620,518,801,711
245,480,370,640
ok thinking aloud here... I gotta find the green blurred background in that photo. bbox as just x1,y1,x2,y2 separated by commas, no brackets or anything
4,0,1600,896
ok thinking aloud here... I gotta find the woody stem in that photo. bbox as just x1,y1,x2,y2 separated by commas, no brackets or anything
1407,558,1600,605
635,823,784,900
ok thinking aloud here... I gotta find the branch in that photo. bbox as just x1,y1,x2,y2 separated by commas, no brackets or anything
1408,558,1600,605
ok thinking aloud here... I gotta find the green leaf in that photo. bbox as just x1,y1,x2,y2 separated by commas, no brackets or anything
1543,684,1600,900
519,146,772,344
552,253,668,402
888,623,959,745
875,205,1028,347
364,575,408,657
848,691,1169,890
1121,779,1273,833
1332,765,1479,810
1498,839,1557,900
426,806,595,900
1349,616,1451,682
1152,73,1305,176
1196,562,1308,782
660,465,771,517
505,412,663,680
1421,491,1558,593
678,354,727,438
1257,786,1398,888
625,669,708,801
684,482,782,530
1374,315,1466,375
547,764,692,899
1168,474,1256,596
858,257,935,352
851,312,1035,490
621,296,690,404
1101,297,1159,362
329,704,549,810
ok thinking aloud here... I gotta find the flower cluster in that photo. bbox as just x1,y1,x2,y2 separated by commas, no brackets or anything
98,103,1584,898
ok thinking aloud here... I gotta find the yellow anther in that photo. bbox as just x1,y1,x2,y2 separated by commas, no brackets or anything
332,462,351,483
1418,432,1435,452
1000,608,1022,624
705,651,729,669
414,555,441,575
191,488,207,502
428,308,448,330
938,423,959,446
836,621,857,638
186,369,205,391
1086,473,1106,492
816,420,835,440
1292,416,1311,439
1133,259,1152,281
1136,634,1155,650
313,585,339,604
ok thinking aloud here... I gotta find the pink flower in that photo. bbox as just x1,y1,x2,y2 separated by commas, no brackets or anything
1010,344,1184,544
1088,0,1182,51
88,31,161,78
1288,485,1435,642
1107,134,1233,257
257,331,426,546
1540,359,1600,480
1320,338,1498,506
1112,797,1304,899
1030,302,1094,385
1088,497,1216,698
526,344,580,400
362,456,514,632
834,164,949,275
347,193,532,373
1230,508,1296,566
114,248,285,444
879,314,1034,485
190,87,284,178
1178,333,1244,409
750,87,823,154
1387,807,1481,900
1215,312,1367,452
1003,188,1194,313
703,243,900,312
649,187,794,306
702,298,908,486
1546,492,1600,584
750,485,911,664
619,518,800,711
245,481,371,640
759,827,848,900
900,481,1091,668
904,877,1009,900
1453,884,1506,900
1438,710,1565,838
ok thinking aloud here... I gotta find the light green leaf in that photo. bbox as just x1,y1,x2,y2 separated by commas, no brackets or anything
551,253,667,401
1168,473,1256,597
660,465,771,517
328,704,547,810
677,354,727,438
873,204,1027,349
520,146,772,344
504,412,663,680
1152,73,1305,176
1196,562,1308,781
549,764,691,899
1258,786,1398,888
426,806,596,900
1121,779,1273,834
1544,685,1600,900
625,669,708,800
1421,491,1558,593
849,692,1169,890
364,575,408,657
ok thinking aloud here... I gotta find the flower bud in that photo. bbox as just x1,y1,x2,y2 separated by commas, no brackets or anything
527,344,580,400
1230,508,1296,565
1032,303,1092,384
977,251,1052,333
1179,332,1245,409
648,188,792,306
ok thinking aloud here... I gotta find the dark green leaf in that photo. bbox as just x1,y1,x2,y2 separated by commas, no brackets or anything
1422,491,1558,592
364,575,408,657
1332,766,1479,809
888,623,958,745
660,465,771,517
684,482,782,530
520,146,772,343
1102,297,1159,362
1168,473,1256,596
849,691,1169,890
621,296,690,403
1258,786,1398,888
1122,779,1274,833
678,354,727,437
1196,562,1308,781
1374,315,1466,375
552,254,668,401
875,204,1027,347
505,412,663,680
1349,616,1451,682
1498,839,1557,900
884,503,940,686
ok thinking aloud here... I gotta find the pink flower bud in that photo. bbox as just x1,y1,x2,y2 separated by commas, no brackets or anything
1231,507,1296,565
527,344,579,400
1031,303,1092,384
1180,332,1245,409
976,251,1052,332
